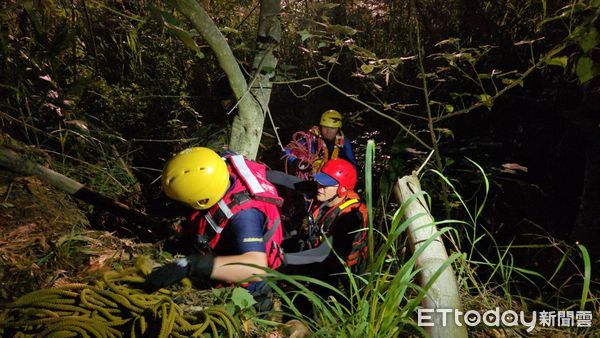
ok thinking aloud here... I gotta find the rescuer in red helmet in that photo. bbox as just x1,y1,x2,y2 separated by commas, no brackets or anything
283,158,368,314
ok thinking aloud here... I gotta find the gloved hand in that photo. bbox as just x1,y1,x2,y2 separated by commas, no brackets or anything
145,254,214,292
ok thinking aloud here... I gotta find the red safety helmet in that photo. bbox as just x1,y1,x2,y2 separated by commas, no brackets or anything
314,158,357,197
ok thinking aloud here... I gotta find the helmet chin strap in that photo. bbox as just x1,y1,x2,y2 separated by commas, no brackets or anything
325,194,338,204
325,187,345,205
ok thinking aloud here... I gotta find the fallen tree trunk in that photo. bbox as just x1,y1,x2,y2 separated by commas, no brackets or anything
394,174,467,338
0,146,167,235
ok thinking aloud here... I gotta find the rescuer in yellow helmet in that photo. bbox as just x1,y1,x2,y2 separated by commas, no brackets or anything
146,147,284,312
283,109,356,178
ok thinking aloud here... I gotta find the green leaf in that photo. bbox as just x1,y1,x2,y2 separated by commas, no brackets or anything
148,4,178,25
279,64,298,71
577,26,599,52
361,64,375,74
576,57,599,83
577,244,591,311
387,57,404,65
261,66,276,74
435,128,454,138
348,44,377,58
501,78,524,87
479,94,493,109
220,26,240,35
298,30,314,42
164,22,204,59
231,287,256,310
444,104,454,113
545,56,568,68
212,288,228,300
593,0,600,7
326,24,357,36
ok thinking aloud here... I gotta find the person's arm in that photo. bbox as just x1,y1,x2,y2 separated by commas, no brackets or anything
284,135,312,169
211,208,269,283
343,137,357,165
145,209,270,291
211,251,267,283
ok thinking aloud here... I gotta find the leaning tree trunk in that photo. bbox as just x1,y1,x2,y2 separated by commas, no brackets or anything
174,0,280,160
0,146,168,235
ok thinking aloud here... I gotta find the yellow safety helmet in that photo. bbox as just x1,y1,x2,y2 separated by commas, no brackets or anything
161,147,230,210
320,109,342,128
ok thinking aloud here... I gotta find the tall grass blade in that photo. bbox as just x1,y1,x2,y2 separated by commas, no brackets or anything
465,157,489,222
365,140,375,268
577,244,591,311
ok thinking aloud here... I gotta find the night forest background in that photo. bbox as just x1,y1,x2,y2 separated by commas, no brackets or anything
0,0,599,337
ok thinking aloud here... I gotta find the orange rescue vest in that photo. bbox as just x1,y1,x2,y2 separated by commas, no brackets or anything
310,191,368,270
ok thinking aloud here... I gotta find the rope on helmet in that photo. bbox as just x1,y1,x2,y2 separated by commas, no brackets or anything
282,131,326,180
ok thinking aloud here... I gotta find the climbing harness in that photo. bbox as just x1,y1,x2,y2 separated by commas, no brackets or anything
0,260,240,338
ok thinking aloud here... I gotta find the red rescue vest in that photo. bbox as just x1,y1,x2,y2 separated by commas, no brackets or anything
311,191,368,270
187,155,284,269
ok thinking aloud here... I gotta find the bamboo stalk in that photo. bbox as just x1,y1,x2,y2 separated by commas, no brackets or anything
394,174,467,338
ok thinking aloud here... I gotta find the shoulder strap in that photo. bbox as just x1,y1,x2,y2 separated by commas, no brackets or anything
229,155,265,195
263,217,280,243
339,198,359,210
208,191,252,226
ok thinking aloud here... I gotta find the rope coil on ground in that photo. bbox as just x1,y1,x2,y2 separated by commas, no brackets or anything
0,262,240,337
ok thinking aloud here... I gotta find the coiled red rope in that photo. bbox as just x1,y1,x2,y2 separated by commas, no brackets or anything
282,130,326,180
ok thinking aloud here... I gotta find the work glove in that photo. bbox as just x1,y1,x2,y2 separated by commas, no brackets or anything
144,254,214,292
